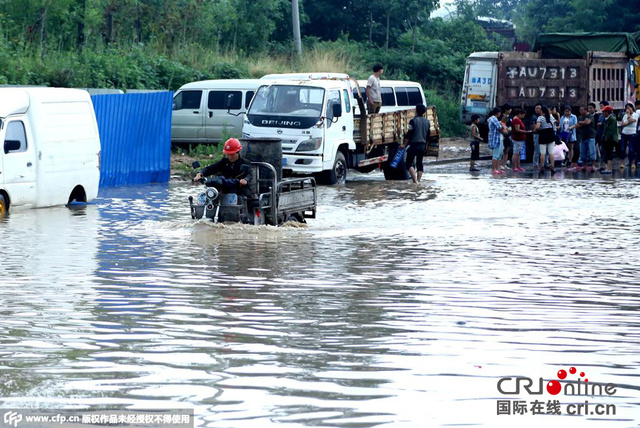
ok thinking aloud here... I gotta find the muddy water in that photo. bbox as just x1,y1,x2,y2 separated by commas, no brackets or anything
1,171,639,427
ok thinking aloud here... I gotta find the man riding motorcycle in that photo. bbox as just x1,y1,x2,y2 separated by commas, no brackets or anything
193,138,253,198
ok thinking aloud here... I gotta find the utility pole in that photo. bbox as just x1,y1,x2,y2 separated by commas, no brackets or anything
292,0,302,59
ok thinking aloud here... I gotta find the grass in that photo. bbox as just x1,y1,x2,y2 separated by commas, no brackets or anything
171,143,225,178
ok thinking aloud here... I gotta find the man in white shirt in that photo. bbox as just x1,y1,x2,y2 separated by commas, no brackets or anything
366,63,383,114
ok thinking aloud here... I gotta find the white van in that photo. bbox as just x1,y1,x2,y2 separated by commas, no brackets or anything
0,87,101,216
261,74,427,114
171,79,263,144
354,80,427,113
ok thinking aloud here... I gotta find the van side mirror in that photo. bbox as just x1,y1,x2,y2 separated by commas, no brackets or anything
332,103,342,119
226,94,236,109
4,140,21,154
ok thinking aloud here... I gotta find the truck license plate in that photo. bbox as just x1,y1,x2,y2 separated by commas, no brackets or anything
282,158,287,166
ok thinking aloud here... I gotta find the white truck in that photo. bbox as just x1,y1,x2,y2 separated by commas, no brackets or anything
241,75,439,184
0,88,101,216
460,50,637,124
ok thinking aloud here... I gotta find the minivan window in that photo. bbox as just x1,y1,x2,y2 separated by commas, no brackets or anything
395,87,410,106
395,87,424,106
245,91,255,109
353,87,367,103
407,87,423,105
173,90,202,110
4,121,27,153
381,87,395,106
208,90,242,110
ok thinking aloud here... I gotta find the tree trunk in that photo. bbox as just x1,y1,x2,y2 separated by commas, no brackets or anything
411,16,417,54
39,6,47,54
385,12,390,52
369,11,373,44
135,4,142,43
292,0,302,59
105,8,114,45
77,0,86,52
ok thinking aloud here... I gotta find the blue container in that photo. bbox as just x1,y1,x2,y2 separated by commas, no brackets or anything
390,147,407,169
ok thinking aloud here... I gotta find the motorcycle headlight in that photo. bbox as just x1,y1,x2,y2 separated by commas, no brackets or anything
206,188,219,201
296,137,323,152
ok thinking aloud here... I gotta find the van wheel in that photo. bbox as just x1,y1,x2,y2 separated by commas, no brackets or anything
68,186,87,205
325,151,347,185
0,194,7,218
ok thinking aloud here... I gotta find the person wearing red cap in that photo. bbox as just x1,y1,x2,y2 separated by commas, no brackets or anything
194,138,253,195
600,105,619,174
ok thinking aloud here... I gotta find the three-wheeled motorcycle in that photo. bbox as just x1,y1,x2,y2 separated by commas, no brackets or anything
189,138,317,226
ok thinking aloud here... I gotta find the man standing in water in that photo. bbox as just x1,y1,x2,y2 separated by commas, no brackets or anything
600,105,619,174
402,104,430,184
487,107,504,175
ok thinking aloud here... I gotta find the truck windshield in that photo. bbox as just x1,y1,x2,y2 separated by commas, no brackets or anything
247,85,325,129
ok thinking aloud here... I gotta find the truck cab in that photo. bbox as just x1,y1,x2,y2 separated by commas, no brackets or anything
242,79,355,184
460,52,499,124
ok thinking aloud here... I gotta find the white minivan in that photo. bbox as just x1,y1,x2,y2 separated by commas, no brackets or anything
354,80,427,113
260,74,427,114
0,87,101,216
171,79,262,144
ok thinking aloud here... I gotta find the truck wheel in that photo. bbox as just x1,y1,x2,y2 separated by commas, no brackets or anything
284,213,305,224
0,195,6,218
382,145,411,180
325,151,347,185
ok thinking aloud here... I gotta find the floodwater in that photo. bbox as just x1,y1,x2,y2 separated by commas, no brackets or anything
1,169,640,428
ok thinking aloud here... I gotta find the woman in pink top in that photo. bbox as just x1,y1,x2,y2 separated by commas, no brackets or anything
510,108,530,172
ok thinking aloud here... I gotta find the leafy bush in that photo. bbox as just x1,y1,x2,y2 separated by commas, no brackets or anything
212,61,249,79
424,90,468,137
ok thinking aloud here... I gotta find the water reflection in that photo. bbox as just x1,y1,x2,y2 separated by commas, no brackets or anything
0,174,639,426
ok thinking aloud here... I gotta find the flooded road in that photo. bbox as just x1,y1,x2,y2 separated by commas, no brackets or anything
1,170,640,427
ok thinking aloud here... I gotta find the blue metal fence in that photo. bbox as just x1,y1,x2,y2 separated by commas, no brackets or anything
91,92,173,187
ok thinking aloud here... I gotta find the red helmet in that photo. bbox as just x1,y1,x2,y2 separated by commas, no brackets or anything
223,138,242,154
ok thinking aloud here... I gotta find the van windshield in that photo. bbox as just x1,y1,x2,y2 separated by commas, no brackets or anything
247,85,324,129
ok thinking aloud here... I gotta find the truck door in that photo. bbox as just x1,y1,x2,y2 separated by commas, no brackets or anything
323,89,350,162
464,59,497,118
1,119,37,206
205,90,243,142
171,90,204,142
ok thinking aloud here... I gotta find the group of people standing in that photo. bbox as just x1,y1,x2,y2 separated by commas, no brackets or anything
471,99,640,175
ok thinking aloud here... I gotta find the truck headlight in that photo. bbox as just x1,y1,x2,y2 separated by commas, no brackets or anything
296,137,323,152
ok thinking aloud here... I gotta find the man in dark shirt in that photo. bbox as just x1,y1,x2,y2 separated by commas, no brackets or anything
194,138,253,197
600,105,619,174
574,105,596,171
402,104,430,183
